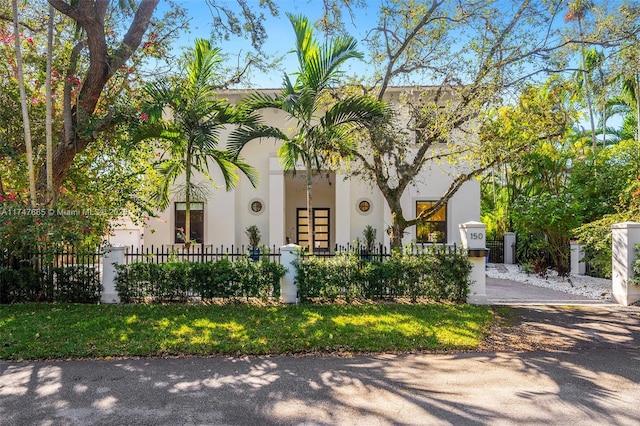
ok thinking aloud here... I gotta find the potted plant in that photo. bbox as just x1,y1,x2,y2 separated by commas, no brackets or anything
245,225,262,261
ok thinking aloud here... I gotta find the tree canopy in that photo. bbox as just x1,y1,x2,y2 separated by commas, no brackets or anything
1,0,640,258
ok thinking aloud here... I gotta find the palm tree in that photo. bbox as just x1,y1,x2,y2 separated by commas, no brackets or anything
565,0,597,150
621,74,640,142
229,14,387,253
134,39,258,248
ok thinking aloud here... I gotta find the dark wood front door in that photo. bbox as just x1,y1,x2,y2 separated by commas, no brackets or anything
296,208,330,251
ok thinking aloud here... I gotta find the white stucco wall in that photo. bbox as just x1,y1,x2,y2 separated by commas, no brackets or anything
347,176,385,247
137,87,481,250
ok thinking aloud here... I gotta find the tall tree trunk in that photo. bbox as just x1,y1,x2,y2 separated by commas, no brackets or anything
12,0,37,207
184,151,192,250
601,102,606,148
636,73,640,143
386,195,407,250
46,4,55,204
305,160,314,254
40,0,160,191
388,220,405,250
578,18,598,150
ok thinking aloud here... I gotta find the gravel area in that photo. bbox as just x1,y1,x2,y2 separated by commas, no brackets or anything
486,263,612,301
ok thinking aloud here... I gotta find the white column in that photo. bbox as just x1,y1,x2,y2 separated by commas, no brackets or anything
570,240,586,275
611,222,640,306
334,174,350,247
459,221,488,304
280,244,300,304
101,245,125,304
504,232,516,264
269,157,285,247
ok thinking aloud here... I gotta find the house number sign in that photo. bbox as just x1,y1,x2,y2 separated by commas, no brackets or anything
469,232,484,240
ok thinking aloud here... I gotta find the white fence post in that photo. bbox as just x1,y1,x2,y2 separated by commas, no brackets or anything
611,222,640,306
504,232,516,264
280,244,300,304
570,240,586,275
459,221,488,304
101,245,125,304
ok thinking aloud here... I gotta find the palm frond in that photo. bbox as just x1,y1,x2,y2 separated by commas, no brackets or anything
142,80,176,121
189,39,223,89
227,125,290,159
237,91,283,114
153,159,184,209
232,156,260,189
131,121,182,145
206,149,258,190
321,96,390,128
314,35,362,90
277,137,308,171
287,13,318,74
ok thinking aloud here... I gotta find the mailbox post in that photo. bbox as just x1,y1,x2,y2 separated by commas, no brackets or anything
459,221,488,304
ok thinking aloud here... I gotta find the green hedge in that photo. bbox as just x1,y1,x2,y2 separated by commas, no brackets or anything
0,265,101,303
114,258,287,303
295,247,472,303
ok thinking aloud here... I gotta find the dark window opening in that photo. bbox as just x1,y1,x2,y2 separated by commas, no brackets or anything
175,202,204,244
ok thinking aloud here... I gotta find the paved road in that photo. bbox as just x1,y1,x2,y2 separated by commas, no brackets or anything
1,278,639,425
2,347,640,425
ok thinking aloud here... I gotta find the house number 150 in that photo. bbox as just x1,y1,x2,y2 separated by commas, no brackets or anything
469,232,484,240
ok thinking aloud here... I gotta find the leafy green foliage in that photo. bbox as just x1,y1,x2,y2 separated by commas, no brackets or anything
0,264,100,304
51,266,102,303
228,14,387,252
481,79,583,273
295,247,472,303
134,39,259,247
114,258,286,303
571,140,640,278
0,194,110,252
0,266,42,303
512,192,578,274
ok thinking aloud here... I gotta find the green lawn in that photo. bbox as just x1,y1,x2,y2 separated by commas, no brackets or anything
0,303,493,360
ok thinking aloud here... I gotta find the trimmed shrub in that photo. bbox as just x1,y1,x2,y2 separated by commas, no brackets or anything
52,265,101,303
296,246,472,303
114,258,286,303
0,266,43,303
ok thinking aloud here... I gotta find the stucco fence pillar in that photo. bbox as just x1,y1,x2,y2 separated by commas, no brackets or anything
570,240,586,275
459,221,488,304
504,232,516,264
280,243,300,304
101,245,125,304
611,222,640,306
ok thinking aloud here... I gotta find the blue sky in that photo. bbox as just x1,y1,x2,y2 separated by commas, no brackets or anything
160,0,379,87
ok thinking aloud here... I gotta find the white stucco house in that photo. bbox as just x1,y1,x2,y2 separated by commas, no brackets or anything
111,86,480,251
